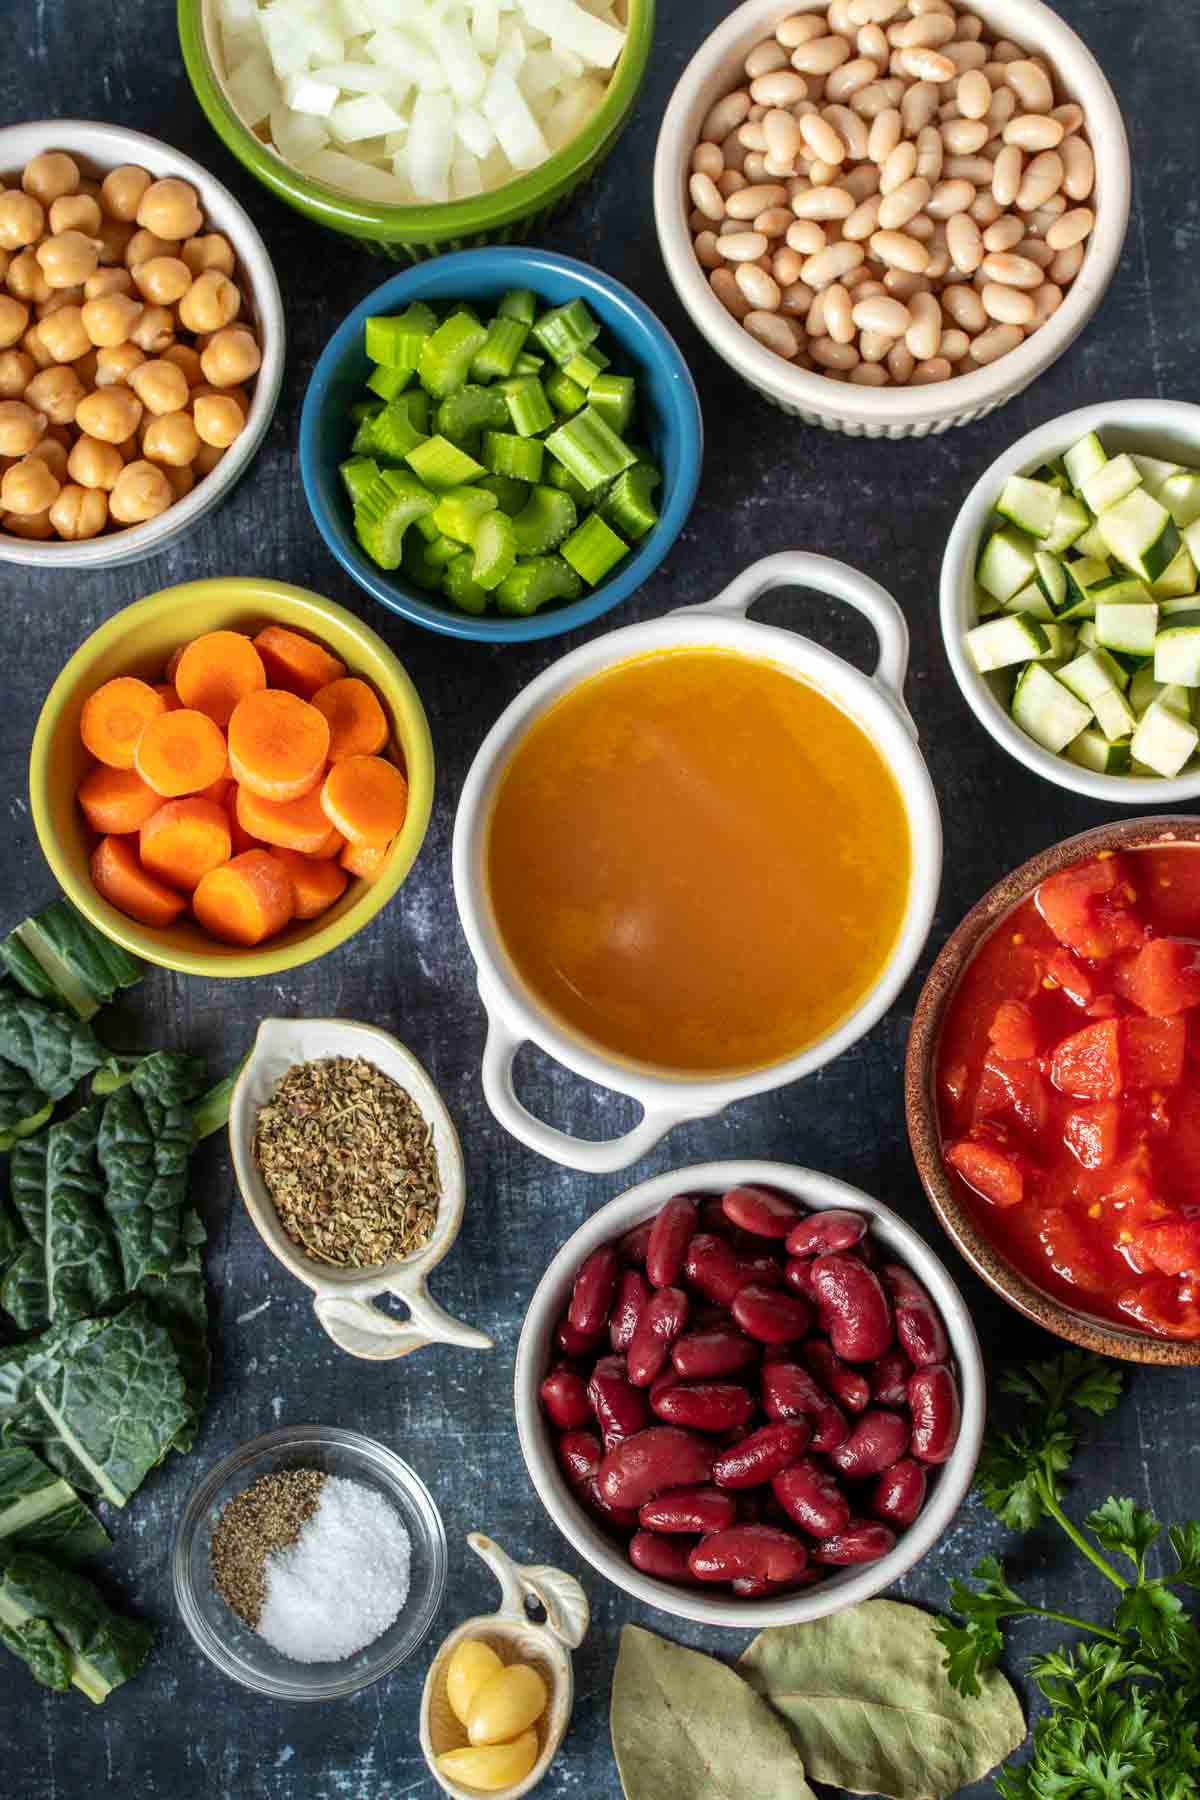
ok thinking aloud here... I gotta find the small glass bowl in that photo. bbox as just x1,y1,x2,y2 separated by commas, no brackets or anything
173,1424,447,1699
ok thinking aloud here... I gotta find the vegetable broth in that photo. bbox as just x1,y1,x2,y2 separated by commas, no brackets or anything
485,648,911,1075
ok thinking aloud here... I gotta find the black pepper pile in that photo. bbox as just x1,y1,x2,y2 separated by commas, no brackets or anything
211,1468,325,1629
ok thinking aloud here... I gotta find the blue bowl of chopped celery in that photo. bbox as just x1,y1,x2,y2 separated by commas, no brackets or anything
300,247,703,641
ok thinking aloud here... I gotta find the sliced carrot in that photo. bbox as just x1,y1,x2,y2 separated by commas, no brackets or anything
140,797,232,892
227,793,265,857
91,833,186,929
77,764,163,835
311,677,389,762
321,755,408,847
174,630,267,728
312,826,346,860
134,708,229,798
271,848,349,920
227,688,330,803
155,683,182,712
193,849,295,947
198,774,233,807
80,677,167,770
164,645,184,684
235,781,332,855
253,624,346,700
340,839,391,881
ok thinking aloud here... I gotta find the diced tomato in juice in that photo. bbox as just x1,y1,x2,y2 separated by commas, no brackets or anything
1134,1213,1200,1278
1085,995,1122,1020
1050,1019,1122,1100
1036,856,1145,961
1044,945,1096,1007
973,1054,1051,1136
1114,936,1200,1016
1037,1207,1109,1294
988,1000,1039,1060
1062,1101,1122,1170
1117,1277,1200,1341
1123,1015,1186,1088
945,1135,1026,1208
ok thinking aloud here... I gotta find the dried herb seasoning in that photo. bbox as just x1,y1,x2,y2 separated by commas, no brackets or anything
211,1468,325,1629
252,1056,441,1268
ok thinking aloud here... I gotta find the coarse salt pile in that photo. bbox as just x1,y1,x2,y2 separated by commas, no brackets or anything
257,1474,412,1662
217,0,628,205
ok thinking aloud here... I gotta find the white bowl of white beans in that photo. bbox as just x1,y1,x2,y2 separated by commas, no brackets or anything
0,120,284,568
653,0,1129,437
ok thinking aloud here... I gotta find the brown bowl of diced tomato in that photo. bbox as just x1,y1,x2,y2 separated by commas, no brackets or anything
906,818,1200,1364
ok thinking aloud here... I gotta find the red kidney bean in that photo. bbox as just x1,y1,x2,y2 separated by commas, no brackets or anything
684,1233,751,1307
629,1530,702,1583
647,1195,699,1287
650,1365,682,1408
761,1360,849,1451
811,1520,897,1565
689,1523,809,1584
870,1457,927,1527
609,1268,651,1353
884,1264,950,1367
598,1426,716,1509
557,1427,603,1490
784,1257,819,1298
627,1286,690,1387
908,1363,961,1464
638,1485,737,1534
540,1367,592,1431
699,1196,761,1251
870,1348,914,1410
785,1208,868,1257
731,1568,820,1596
569,1246,621,1337
771,1459,852,1536
829,1408,911,1479
654,1381,756,1433
713,1421,810,1488
556,1314,605,1359
619,1218,655,1265
587,1355,650,1450
810,1253,894,1362
737,1252,786,1289
731,1283,812,1344
589,1483,640,1532
800,1339,870,1412
722,1184,804,1239
672,1325,759,1380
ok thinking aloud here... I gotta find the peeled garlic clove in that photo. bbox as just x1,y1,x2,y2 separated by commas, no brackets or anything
446,1638,505,1729
437,1730,539,1791
467,1663,549,1746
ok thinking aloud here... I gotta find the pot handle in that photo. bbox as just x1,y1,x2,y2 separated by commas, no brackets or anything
480,997,719,1174
676,550,916,738
313,1279,494,1360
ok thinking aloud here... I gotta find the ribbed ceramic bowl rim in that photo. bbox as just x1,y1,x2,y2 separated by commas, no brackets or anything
652,0,1130,431
0,119,284,569
178,0,655,238
514,1161,985,1628
172,1425,448,1698
941,398,1200,800
299,248,703,642
906,816,1200,1366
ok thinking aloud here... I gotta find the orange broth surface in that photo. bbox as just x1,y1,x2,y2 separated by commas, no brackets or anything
485,648,911,1076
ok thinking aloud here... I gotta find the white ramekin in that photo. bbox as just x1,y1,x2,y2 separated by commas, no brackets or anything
514,1160,985,1629
0,120,284,570
451,551,943,1173
653,0,1130,438
942,398,1200,802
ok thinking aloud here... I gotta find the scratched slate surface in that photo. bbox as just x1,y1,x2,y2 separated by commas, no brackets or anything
3,1,1200,1795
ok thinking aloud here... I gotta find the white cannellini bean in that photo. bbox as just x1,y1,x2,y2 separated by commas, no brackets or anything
1005,59,1054,114
956,14,985,42
703,91,752,143
942,118,990,155
739,121,767,151
745,39,792,79
763,110,803,162
1052,103,1084,137
1045,206,1094,250
1016,237,1055,268
721,131,748,172
1017,150,1064,212
941,41,989,73
808,158,842,186
736,262,783,309
801,112,848,163
694,230,722,269
825,56,881,102
1031,281,1063,326
745,152,770,181
1049,241,1084,284
880,141,917,192
870,228,930,271
726,182,790,218
764,153,799,179
780,280,815,314
787,218,828,253
744,309,798,354
710,268,752,319
905,287,942,357
842,162,881,200
853,293,912,335
718,170,746,194
755,206,793,236
857,24,889,62
858,327,896,362
811,335,860,369
983,214,1024,251
792,184,856,220
987,87,1018,133
901,80,939,134
868,105,902,162
897,46,956,82
970,191,1002,226
692,142,724,179
887,340,915,382
942,282,987,331
992,39,1024,62
915,125,945,185
829,0,857,37
1062,136,1095,200
805,289,828,335
851,79,905,118
895,11,956,48
849,361,889,383
751,69,809,107
791,35,854,75
883,267,930,298
972,321,1025,362
946,211,984,272
717,230,770,261
772,246,805,284
992,144,1023,207
957,68,991,119
777,14,829,47
981,281,1036,324
844,194,884,238
981,251,1044,288
689,172,725,220
823,281,855,341
825,105,870,161
1004,114,1065,153
927,178,975,218
944,155,994,183
848,0,906,24
802,239,866,285
877,176,930,229
910,357,951,383
940,326,970,360
908,214,936,241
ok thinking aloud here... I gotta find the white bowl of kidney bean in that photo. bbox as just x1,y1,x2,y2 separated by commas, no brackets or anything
514,1161,984,1627
0,119,284,568
653,0,1129,437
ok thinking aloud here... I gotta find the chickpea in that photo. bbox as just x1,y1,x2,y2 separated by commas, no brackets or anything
193,442,225,478
132,255,191,305
193,381,249,414
2,506,54,539
116,433,141,464
35,302,89,364
21,324,54,371
165,461,194,501
73,346,99,387
0,295,29,349
22,153,79,207
1,454,60,514
180,233,234,278
0,191,45,252
200,326,260,389
6,248,51,304
75,386,142,444
80,291,142,348
95,342,144,387
178,270,241,335
192,393,244,450
25,366,84,426
0,349,33,398
36,231,100,289
0,249,9,284
49,194,101,237
142,410,200,467
129,304,174,355
128,357,188,416
37,286,85,321
96,217,134,267
163,341,203,385
124,228,178,269
49,482,108,540
136,177,203,241
109,458,172,523
28,435,71,480
100,165,152,223
0,400,47,456
67,432,124,490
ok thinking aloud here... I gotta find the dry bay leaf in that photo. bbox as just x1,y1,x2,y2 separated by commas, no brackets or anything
739,1599,1025,1800
611,1624,818,1800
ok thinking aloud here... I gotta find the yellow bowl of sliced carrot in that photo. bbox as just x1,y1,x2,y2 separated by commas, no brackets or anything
29,577,434,977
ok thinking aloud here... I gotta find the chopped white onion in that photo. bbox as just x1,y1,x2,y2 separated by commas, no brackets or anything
329,92,407,141
283,70,340,115
454,105,495,158
406,92,455,201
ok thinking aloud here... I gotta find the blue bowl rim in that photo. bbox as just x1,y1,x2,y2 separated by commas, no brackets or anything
299,246,704,644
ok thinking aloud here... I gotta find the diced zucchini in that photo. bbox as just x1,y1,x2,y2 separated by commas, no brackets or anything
997,474,1061,538
1131,699,1199,777
1011,662,1092,752
1158,599,1200,621
1068,728,1132,775
1001,580,1053,621
1089,573,1153,607
966,612,1049,672
1042,493,1090,556
1036,622,1077,663
1129,666,1174,716
1163,471,1200,529
1073,521,1110,562
1031,460,1070,492
1183,518,1200,570
1079,453,1142,516
1034,550,1068,612
977,526,1039,603
1150,543,1197,598
1097,488,1181,583
1091,684,1137,741
1154,625,1200,687
1057,649,1124,706
1094,601,1160,657
1131,454,1185,500
1063,431,1108,490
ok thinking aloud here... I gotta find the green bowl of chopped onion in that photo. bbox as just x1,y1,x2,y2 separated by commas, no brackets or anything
178,0,654,259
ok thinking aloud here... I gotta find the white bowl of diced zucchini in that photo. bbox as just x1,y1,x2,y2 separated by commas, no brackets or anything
941,400,1200,800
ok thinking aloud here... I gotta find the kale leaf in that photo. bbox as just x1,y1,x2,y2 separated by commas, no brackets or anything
44,1105,123,1324
0,900,143,1023
0,1447,108,1561
98,1052,206,1290
0,987,115,1103
0,1545,151,1701
0,1057,52,1152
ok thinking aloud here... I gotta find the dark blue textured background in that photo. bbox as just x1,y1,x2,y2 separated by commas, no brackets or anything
2,1,1198,1794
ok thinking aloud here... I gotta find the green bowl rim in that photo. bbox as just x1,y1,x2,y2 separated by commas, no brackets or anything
178,0,655,241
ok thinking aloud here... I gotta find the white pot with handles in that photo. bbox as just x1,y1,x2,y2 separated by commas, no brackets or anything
452,551,943,1173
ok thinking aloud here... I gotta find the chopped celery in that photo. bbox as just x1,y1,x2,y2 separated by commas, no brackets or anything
499,289,538,327
472,512,518,591
478,473,530,515
365,302,436,370
514,351,545,375
353,395,428,462
512,485,577,556
531,298,601,367
418,313,488,399
402,534,447,590
402,389,431,436
431,485,499,544
564,346,609,388
350,397,382,425
560,513,629,585
483,431,544,483
544,405,636,492
600,464,661,541
496,555,584,616
424,532,464,568
502,375,554,437
366,363,411,401
589,373,636,437
545,461,590,506
444,551,489,615
340,456,379,505
354,469,437,570
471,316,529,383
545,369,587,417
405,434,486,488
435,384,509,443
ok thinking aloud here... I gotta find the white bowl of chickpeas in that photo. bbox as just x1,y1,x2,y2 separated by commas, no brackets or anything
0,120,283,564
653,0,1129,437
